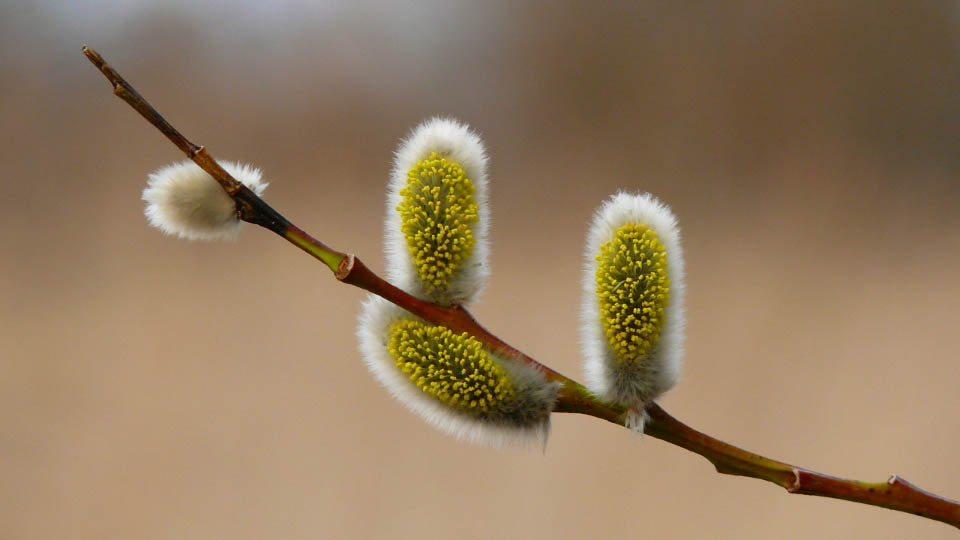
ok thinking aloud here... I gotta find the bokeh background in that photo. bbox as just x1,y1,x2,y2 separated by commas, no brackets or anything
2,1,959,538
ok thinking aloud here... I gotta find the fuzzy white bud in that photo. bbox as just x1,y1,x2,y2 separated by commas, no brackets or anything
142,160,267,241
385,117,490,306
357,296,558,447
581,192,686,428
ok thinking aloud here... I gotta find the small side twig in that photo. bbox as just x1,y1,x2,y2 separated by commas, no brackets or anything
82,45,960,530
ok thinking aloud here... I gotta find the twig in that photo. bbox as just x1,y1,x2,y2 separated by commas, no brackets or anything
82,45,960,529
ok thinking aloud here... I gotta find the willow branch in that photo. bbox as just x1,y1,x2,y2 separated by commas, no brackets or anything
82,45,960,529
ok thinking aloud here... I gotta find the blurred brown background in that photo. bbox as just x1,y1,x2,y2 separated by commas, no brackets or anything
2,1,959,538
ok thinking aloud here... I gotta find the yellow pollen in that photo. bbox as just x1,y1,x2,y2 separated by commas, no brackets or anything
387,319,514,414
397,152,479,294
595,223,670,364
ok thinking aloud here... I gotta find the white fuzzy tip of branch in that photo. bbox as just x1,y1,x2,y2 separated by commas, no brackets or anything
142,160,267,241
385,117,490,306
581,192,686,417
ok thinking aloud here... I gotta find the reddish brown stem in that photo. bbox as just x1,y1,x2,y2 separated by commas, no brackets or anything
338,256,570,383
83,45,960,530
643,404,960,527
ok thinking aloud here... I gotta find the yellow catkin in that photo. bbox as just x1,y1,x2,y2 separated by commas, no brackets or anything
387,319,514,414
397,152,479,294
595,223,670,364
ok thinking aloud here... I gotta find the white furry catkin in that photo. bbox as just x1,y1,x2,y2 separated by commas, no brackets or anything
581,192,686,430
143,160,267,241
357,296,558,447
385,117,490,306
